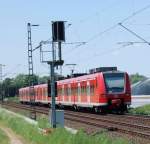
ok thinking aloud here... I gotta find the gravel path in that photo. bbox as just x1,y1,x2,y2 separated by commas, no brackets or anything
0,126,25,144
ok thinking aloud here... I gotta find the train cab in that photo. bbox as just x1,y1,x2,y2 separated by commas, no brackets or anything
99,71,131,112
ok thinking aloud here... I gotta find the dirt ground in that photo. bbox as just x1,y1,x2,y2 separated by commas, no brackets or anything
0,125,25,144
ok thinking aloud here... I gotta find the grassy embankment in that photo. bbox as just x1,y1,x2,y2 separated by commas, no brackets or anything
129,104,150,115
0,108,130,144
0,128,10,144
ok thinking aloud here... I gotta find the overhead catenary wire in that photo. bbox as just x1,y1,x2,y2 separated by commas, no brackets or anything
74,37,150,64
86,3,150,44
118,23,150,45
64,3,150,57
72,45,131,64
72,37,150,64
62,3,150,65
77,0,119,25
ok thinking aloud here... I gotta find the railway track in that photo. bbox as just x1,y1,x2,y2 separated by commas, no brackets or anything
1,101,150,140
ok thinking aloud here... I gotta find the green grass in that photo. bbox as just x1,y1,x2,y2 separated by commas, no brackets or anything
129,104,150,115
37,115,51,129
6,96,19,103
0,128,10,144
0,108,131,144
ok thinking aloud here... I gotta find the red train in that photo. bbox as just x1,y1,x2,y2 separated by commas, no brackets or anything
19,67,131,113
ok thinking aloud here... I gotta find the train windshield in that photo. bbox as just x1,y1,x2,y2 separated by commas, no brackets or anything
104,73,125,93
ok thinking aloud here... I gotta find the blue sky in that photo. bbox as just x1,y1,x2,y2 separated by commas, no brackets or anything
1,0,150,78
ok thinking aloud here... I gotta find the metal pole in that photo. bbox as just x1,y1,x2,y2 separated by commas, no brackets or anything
0,64,5,102
27,23,36,120
58,42,62,61
51,42,56,128
0,64,2,101
0,64,2,81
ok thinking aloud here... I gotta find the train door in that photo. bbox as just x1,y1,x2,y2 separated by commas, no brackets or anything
57,84,61,102
90,79,97,103
81,81,87,103
41,87,44,102
78,83,81,103
45,87,48,102
87,81,90,103
62,85,64,102
27,89,30,102
39,87,42,102
37,87,40,101
68,84,71,103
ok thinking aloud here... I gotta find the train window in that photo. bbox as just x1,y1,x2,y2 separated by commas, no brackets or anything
38,88,41,96
84,86,86,95
90,85,95,96
37,88,39,96
24,90,25,97
28,89,30,96
62,85,64,96
43,89,45,96
73,87,76,96
35,89,37,97
75,87,77,96
87,84,90,96
73,87,75,96
58,88,61,96
64,88,66,96
71,86,76,96
41,88,43,97
71,87,73,95
25,90,28,96
42,88,44,96
82,85,86,95
78,85,81,96
67,87,69,96
71,87,74,96
64,87,68,96
44,88,47,96
81,86,84,95
68,86,71,96
81,86,83,95
104,73,125,93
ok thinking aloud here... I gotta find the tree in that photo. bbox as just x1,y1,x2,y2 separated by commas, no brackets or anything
1,78,16,97
130,73,146,84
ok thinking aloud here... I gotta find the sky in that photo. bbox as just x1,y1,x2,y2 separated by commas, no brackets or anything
1,0,150,78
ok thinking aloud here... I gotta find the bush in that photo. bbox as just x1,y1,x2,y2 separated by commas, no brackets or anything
129,104,150,115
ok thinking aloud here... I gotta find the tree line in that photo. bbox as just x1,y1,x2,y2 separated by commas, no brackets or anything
0,74,50,99
130,73,147,84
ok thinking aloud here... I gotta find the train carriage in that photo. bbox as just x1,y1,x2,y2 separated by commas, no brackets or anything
19,67,131,113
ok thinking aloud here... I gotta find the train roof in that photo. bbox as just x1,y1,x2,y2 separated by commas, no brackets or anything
19,83,47,91
19,67,126,89
57,73,99,84
57,70,125,85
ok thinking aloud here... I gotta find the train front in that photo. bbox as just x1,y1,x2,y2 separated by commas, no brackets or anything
102,71,131,113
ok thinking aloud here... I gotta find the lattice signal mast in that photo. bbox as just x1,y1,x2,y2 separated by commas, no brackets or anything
27,23,39,120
